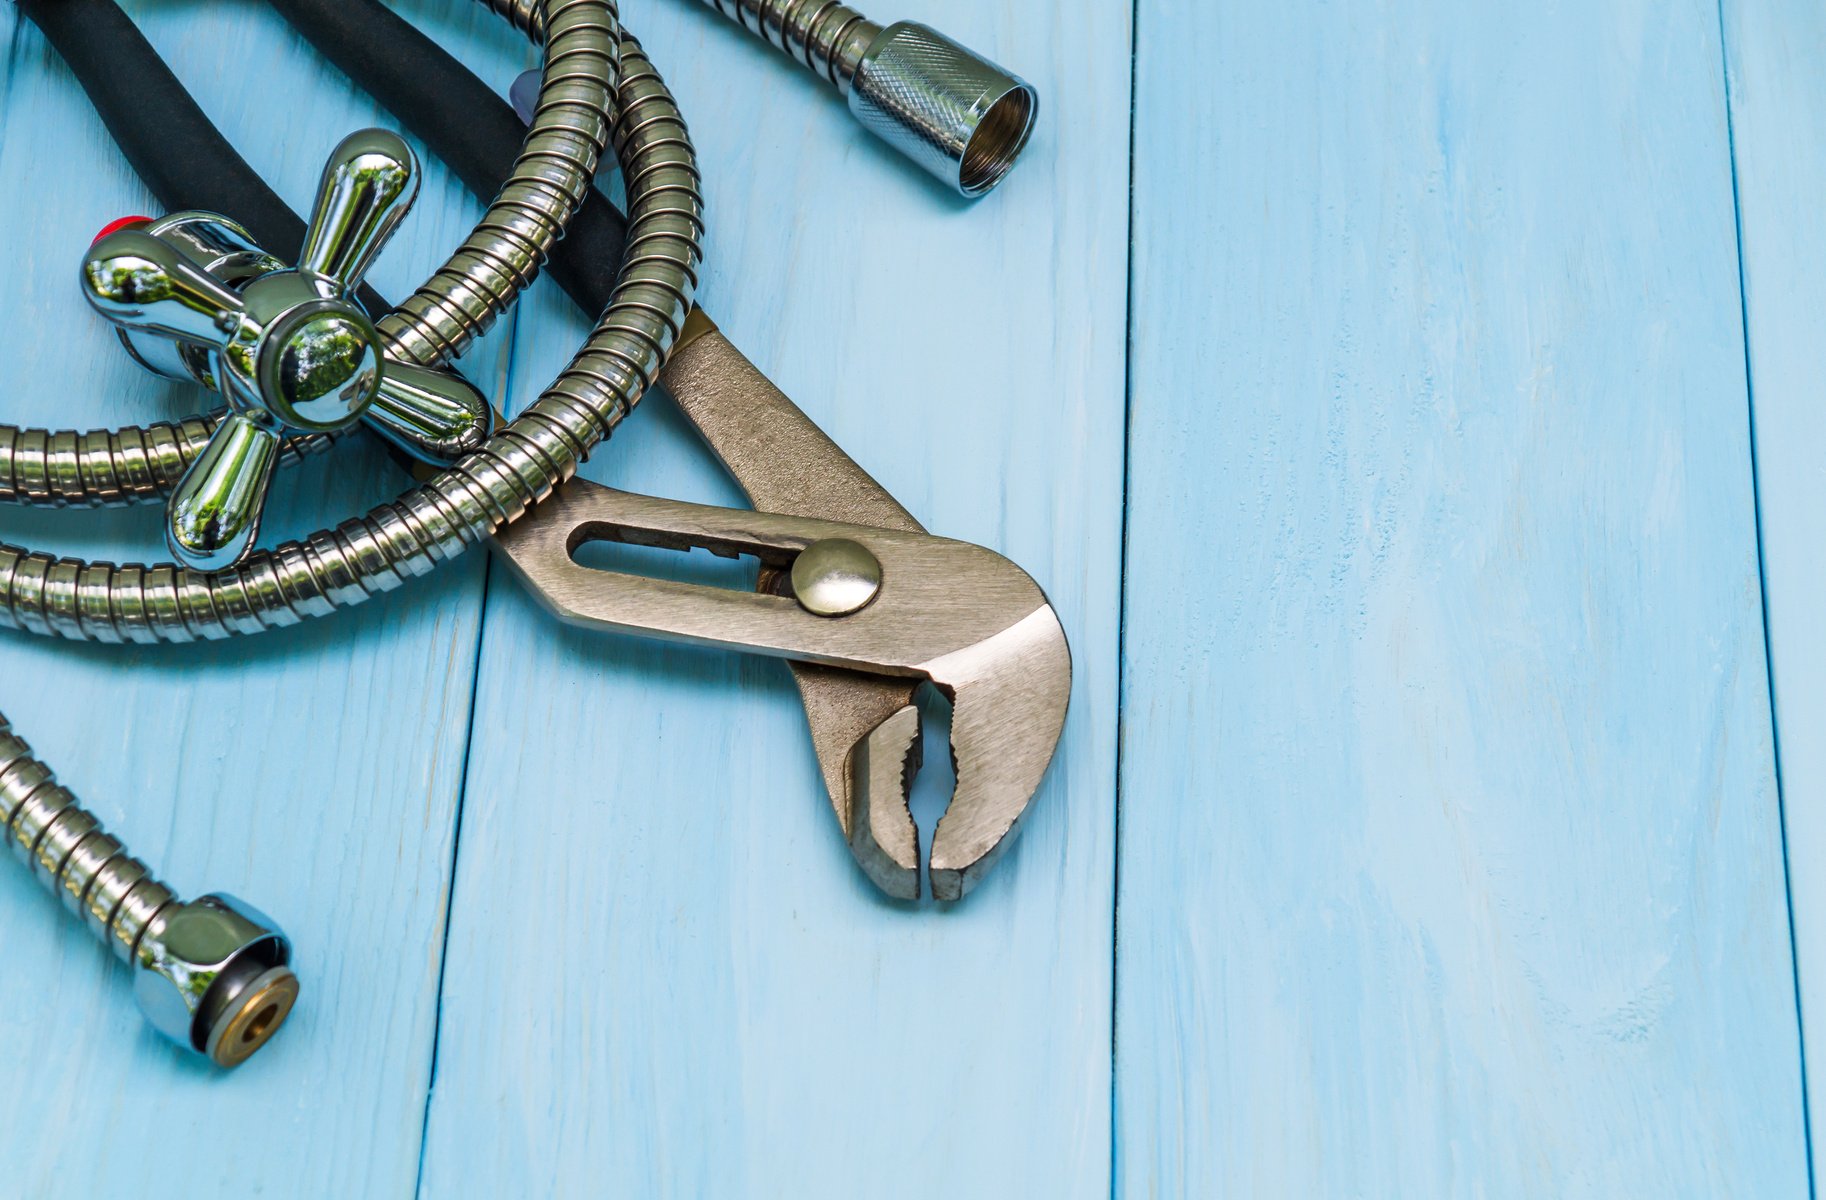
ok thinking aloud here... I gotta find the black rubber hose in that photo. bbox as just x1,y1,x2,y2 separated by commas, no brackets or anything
16,0,390,317
264,0,635,318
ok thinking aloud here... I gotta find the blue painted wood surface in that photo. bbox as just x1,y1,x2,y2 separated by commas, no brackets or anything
0,0,1819,1196
1719,0,1826,1170
1118,0,1808,1195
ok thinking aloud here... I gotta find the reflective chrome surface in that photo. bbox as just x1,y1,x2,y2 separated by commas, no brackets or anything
167,410,283,571
692,2,1037,196
82,229,261,356
0,713,296,1067
113,212,289,385
298,127,421,284
850,21,1038,197
695,0,879,88
79,128,493,571
247,284,381,430
0,18,703,644
133,894,297,1068
365,358,496,461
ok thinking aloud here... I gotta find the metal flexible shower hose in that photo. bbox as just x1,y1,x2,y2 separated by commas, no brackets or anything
0,0,705,643
696,0,879,89
0,713,181,967
0,3,858,511
0,0,1030,515
0,414,326,508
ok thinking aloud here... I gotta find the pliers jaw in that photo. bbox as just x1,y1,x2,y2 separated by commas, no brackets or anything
804,601,1073,901
789,665,925,899
921,604,1072,900
490,480,1073,900
483,310,1071,900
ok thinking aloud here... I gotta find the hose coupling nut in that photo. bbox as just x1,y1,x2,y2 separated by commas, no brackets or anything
133,893,298,1068
848,21,1038,197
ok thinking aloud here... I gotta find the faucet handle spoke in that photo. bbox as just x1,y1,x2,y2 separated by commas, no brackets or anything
82,228,255,352
298,128,420,289
167,411,283,573
365,357,495,464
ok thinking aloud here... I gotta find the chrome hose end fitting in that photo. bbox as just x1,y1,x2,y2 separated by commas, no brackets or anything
134,894,298,1069
693,3,1036,197
847,21,1037,198
0,714,297,1068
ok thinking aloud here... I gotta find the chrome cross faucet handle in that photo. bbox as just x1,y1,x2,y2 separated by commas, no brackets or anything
79,129,493,571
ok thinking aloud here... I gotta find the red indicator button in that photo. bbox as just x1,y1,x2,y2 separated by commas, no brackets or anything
91,215,154,245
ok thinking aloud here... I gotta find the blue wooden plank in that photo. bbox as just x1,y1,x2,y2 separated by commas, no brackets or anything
1719,0,1826,1170
415,1,1130,1195
0,4,526,1194
1118,0,1807,1194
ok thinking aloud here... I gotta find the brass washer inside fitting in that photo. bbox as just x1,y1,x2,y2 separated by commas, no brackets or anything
206,965,300,1068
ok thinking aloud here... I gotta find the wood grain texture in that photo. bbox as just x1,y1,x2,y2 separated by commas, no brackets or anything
7,0,1823,1193
0,3,518,1194
1718,0,1826,1169
413,1,1130,1195
1117,0,1809,1195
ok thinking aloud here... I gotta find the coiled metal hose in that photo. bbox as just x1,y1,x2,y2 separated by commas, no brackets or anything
0,414,325,508
0,0,703,643
0,0,1030,515
1,710,174,960
696,0,878,89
